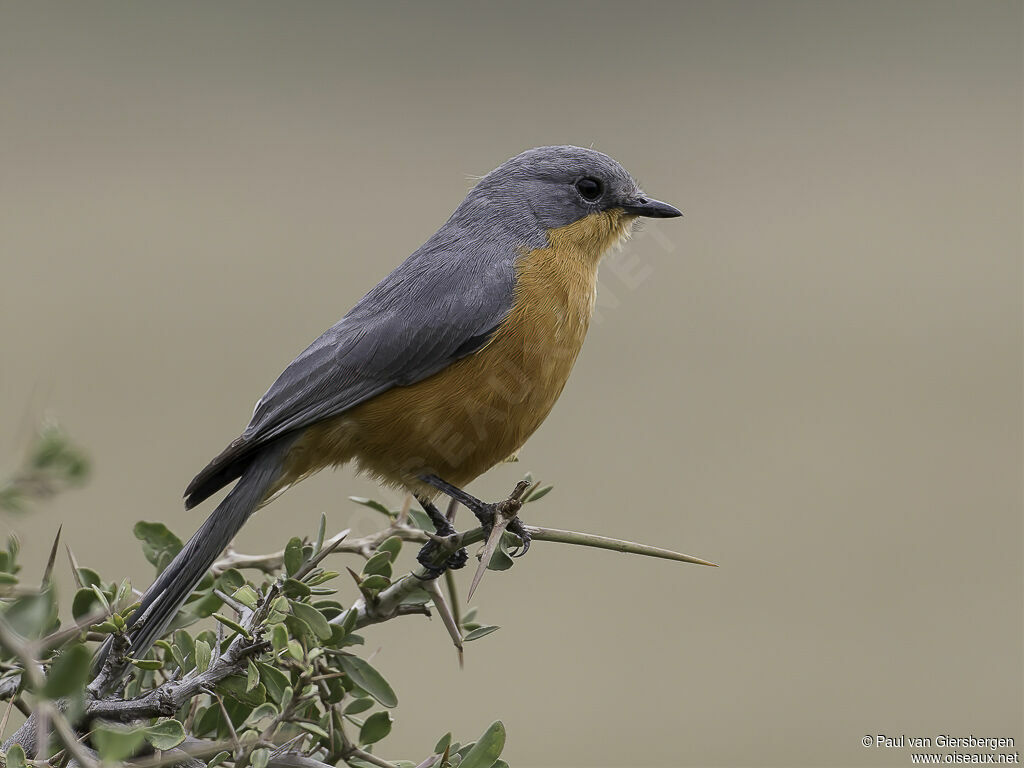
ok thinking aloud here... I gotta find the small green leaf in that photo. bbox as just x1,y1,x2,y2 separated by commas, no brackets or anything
433,732,452,754
133,521,183,573
284,537,304,576
246,659,261,692
194,639,212,673
232,585,260,610
344,698,374,714
207,750,231,768
524,484,553,503
251,748,270,768
286,639,304,661
459,721,506,768
463,625,500,642
487,547,515,572
361,551,393,578
143,719,186,750
290,601,332,641
256,662,289,703
93,722,147,762
216,675,266,707
5,744,27,768
71,587,101,620
212,612,251,639
359,574,390,591
296,721,330,739
338,656,397,708
282,578,311,598
129,657,165,671
359,711,392,745
348,496,393,517
42,643,91,699
377,536,403,560
271,623,289,654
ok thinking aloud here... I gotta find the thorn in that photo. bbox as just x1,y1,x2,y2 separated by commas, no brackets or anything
467,517,511,602
422,578,463,665
41,525,62,588
65,543,82,589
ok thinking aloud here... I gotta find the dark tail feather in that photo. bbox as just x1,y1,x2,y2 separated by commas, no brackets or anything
94,437,292,677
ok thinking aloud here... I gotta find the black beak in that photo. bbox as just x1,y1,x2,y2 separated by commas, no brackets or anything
619,196,683,218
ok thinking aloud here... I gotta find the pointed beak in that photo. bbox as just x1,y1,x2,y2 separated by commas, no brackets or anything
619,196,683,218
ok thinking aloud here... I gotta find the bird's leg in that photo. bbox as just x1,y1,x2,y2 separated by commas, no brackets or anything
419,475,532,557
414,494,469,579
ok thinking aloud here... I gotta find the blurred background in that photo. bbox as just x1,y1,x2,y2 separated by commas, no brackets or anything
1,2,1020,765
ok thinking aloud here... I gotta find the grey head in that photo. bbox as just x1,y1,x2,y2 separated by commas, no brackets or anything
448,145,681,239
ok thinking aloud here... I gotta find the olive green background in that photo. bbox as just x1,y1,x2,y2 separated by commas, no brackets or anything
2,2,1021,766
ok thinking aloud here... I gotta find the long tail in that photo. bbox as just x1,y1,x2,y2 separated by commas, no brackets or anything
94,437,292,676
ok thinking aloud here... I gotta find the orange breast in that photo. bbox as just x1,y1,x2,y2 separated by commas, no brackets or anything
278,209,635,496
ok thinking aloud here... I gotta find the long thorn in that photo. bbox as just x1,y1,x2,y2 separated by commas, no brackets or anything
41,525,62,588
467,517,511,602
422,578,463,668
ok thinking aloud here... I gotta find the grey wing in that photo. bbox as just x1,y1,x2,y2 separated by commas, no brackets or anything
243,257,514,445
183,249,516,508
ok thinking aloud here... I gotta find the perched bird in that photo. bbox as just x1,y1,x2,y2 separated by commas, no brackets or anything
119,145,681,661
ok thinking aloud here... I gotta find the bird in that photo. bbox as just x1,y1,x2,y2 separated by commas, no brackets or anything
115,145,681,663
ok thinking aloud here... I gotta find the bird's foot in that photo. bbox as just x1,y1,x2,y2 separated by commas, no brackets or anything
414,494,470,579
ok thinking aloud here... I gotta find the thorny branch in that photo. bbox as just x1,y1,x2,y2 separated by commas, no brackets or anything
2,489,714,767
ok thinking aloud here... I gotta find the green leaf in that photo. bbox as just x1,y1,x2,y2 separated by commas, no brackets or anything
284,537,304,577
359,711,392,745
71,587,101,620
359,574,390,591
376,536,403,560
212,612,251,639
143,719,186,750
344,697,374,714
3,589,57,639
194,639,212,674
459,721,506,768
286,639,304,662
361,551,393,578
282,578,311,598
133,521,183,573
271,623,289,654
348,496,393,517
289,601,332,641
246,659,261,692
207,750,231,768
4,744,27,768
76,567,102,588
524,484,553,503
42,643,91,699
232,585,260,610
216,675,266,707
433,732,452,754
487,546,515,572
93,722,147,762
338,656,397,708
406,506,433,531
251,748,270,768
129,657,165,671
216,568,245,593
463,625,500,642
296,721,330,739
256,662,289,703
245,702,279,726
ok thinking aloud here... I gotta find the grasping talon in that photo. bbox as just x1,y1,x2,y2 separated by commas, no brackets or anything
414,495,469,579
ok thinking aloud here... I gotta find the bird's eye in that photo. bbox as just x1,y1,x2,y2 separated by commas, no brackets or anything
575,177,603,202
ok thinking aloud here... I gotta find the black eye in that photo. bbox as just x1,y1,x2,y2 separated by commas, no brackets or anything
575,176,603,202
